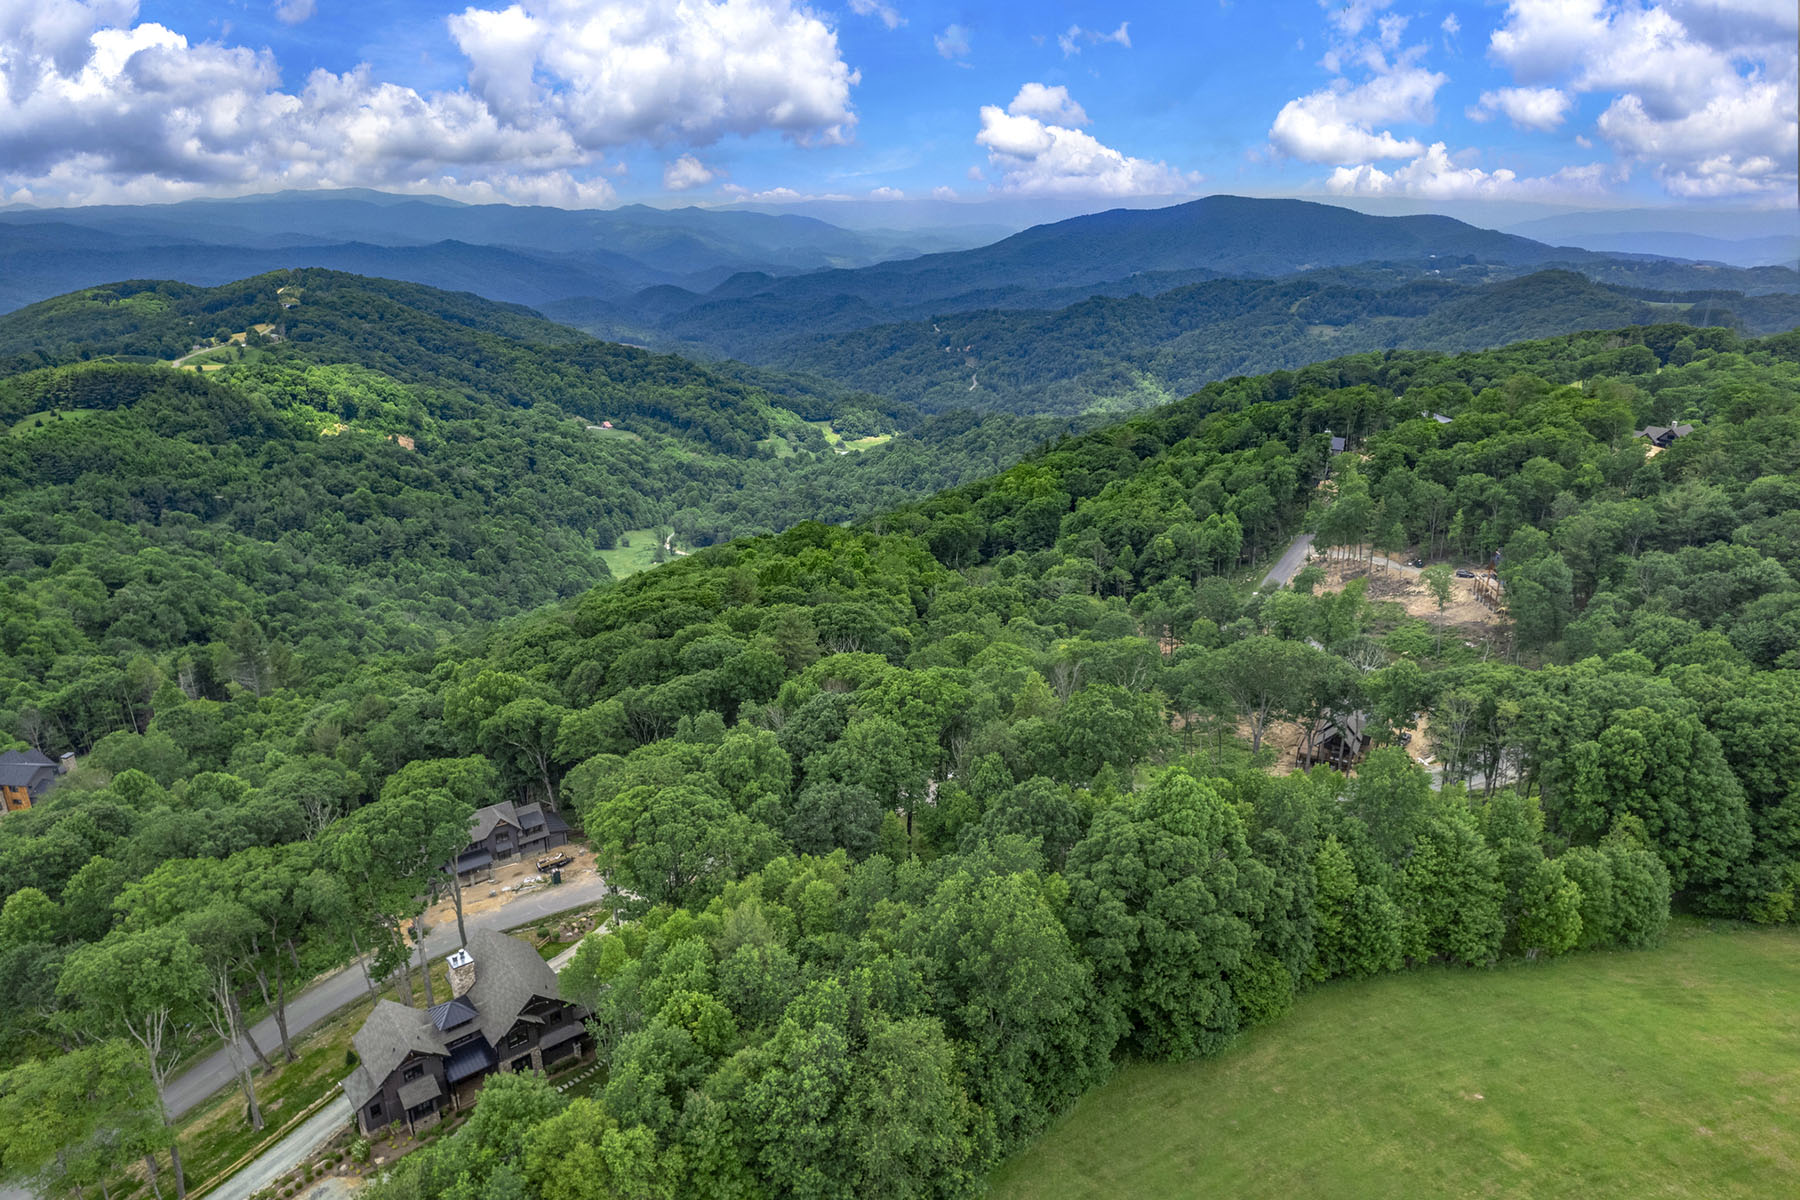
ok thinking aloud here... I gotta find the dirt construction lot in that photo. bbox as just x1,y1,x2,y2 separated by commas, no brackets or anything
1313,556,1506,644
421,842,603,927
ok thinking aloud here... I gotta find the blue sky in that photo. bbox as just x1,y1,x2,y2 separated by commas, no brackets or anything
2,1,1794,212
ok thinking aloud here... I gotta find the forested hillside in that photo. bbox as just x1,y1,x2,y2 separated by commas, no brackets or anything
0,272,1075,729
4,319,1796,1200
769,268,1800,415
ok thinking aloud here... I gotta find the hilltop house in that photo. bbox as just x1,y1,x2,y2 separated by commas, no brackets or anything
453,800,571,879
1636,423,1694,448
0,749,64,812
341,929,591,1135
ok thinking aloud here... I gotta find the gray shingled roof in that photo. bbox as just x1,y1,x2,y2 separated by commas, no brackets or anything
341,931,579,1111
397,1076,443,1108
348,1000,442,1096
465,926,560,1049
468,801,521,843
0,749,55,788
343,1064,379,1111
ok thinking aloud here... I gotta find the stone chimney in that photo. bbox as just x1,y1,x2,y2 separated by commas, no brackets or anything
448,947,476,999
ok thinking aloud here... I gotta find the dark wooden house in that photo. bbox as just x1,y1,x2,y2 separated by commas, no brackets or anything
0,749,59,813
1301,711,1371,771
453,800,571,879
341,929,591,1135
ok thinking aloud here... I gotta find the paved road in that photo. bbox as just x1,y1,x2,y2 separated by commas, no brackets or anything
1261,533,1315,589
203,1097,351,1200
164,873,612,1118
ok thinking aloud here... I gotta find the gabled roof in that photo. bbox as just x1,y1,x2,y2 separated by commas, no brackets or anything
465,926,561,1048
468,801,521,843
1308,710,1370,747
0,749,55,788
397,1076,443,1109
348,1000,442,1097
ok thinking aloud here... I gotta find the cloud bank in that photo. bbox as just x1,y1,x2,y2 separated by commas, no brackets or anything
0,0,860,205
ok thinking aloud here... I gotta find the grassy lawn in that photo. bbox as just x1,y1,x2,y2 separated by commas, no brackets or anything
808,420,892,452
10,408,102,435
600,528,685,579
990,921,1800,1200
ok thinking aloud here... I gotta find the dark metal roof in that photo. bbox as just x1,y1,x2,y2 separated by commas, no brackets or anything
444,1038,496,1084
428,995,478,1031
454,849,493,872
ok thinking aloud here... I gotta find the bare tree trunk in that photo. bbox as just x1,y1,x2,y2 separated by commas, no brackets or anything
394,945,416,1007
416,927,435,1008
233,991,273,1071
274,969,294,1062
349,928,378,1002
447,869,468,948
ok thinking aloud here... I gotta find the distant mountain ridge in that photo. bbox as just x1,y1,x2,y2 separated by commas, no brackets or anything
555,196,1798,363
758,267,1800,416
0,190,992,316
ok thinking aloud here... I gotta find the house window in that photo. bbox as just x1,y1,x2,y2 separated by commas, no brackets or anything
505,1028,530,1049
402,1064,423,1083
367,1101,383,1119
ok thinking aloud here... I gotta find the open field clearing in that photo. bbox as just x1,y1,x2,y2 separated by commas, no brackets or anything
990,921,1800,1200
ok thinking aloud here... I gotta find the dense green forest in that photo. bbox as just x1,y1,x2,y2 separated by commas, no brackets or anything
0,273,1079,734
3,316,1796,1200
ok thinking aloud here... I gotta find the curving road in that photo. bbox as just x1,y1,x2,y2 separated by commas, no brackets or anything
1260,533,1315,589
164,873,612,1118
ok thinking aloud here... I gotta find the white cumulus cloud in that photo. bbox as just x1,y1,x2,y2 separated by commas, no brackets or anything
1327,142,1612,199
272,0,314,24
662,154,715,190
934,22,970,59
1486,0,1797,198
976,84,1196,197
1269,61,1444,162
1006,82,1088,126
1471,85,1572,130
0,0,861,204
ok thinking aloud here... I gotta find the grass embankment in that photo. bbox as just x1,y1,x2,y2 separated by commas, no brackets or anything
990,921,1800,1200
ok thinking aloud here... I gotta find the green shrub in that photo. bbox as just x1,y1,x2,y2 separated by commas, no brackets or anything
349,1137,371,1164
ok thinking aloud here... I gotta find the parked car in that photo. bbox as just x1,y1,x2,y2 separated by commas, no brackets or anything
1455,568,1475,578
1407,557,1424,568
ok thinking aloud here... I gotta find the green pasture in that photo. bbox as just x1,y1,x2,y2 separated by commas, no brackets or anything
991,921,1800,1200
